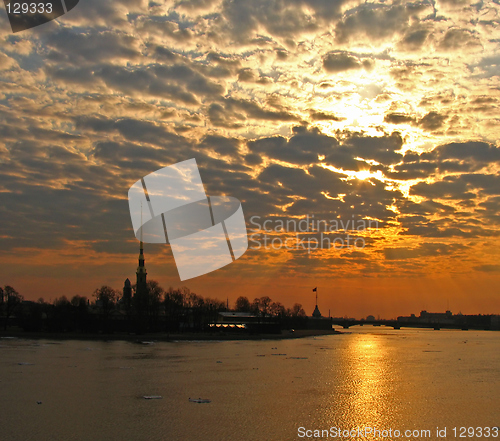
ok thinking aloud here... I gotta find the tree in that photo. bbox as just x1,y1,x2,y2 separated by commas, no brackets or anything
256,296,272,316
235,296,251,312
48,296,72,332
145,280,164,329
70,295,87,308
291,303,306,318
3,286,23,330
186,292,205,309
93,286,118,332
71,295,89,331
0,287,4,327
270,301,286,318
164,287,185,331
204,297,225,325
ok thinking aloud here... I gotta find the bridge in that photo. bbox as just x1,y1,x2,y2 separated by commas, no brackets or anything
329,319,482,331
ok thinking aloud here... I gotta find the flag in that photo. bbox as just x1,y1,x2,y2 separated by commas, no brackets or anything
312,287,317,292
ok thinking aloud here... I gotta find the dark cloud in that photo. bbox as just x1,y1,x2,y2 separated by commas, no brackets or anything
248,126,337,166
423,141,500,163
340,131,404,166
398,200,455,216
384,113,416,124
309,110,345,122
334,3,429,44
99,63,223,103
237,68,272,83
244,153,263,166
208,103,243,128
382,243,466,260
410,176,471,200
199,135,241,157
418,111,447,131
253,162,401,224
45,65,96,85
44,29,141,64
383,111,451,135
474,264,500,272
220,0,347,41
398,28,430,51
137,16,194,42
75,116,189,149
386,160,437,180
1,0,499,288
208,98,299,127
439,28,481,50
323,52,366,73
391,141,500,180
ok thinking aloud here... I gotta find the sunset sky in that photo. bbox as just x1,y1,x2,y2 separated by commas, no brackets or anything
1,0,499,318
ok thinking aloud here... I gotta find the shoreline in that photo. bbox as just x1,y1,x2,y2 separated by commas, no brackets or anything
0,328,343,343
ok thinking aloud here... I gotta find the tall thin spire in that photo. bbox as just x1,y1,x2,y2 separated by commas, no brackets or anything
312,287,322,318
136,201,147,297
140,201,143,248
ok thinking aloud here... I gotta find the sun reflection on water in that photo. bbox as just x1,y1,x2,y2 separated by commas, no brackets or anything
323,334,398,438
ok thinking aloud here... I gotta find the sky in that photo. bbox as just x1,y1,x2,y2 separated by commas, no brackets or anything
0,0,499,318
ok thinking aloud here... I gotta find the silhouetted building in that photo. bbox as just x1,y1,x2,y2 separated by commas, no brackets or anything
135,240,147,299
309,304,332,330
419,310,453,323
312,287,322,318
213,312,280,333
312,305,322,318
122,278,132,309
397,311,500,330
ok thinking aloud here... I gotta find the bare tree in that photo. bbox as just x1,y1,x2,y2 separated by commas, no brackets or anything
93,286,118,331
270,301,286,318
235,296,251,312
3,286,23,330
291,303,306,318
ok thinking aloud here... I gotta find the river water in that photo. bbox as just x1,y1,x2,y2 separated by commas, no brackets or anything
0,327,498,441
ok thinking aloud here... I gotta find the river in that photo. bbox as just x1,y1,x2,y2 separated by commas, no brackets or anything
1,327,498,441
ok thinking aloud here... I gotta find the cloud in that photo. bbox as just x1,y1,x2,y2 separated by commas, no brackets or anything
309,110,345,122
398,27,430,51
334,2,431,44
384,113,416,124
323,52,372,73
423,141,500,163
474,264,500,272
208,98,299,127
1,0,500,294
220,0,347,41
418,111,447,131
438,28,481,51
249,126,336,166
410,176,470,200
382,243,466,260
43,29,141,63
389,141,500,181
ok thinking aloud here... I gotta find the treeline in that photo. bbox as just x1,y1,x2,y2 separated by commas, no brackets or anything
233,295,306,319
0,283,309,334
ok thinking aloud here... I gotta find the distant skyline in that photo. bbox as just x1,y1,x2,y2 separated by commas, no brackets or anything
0,0,499,318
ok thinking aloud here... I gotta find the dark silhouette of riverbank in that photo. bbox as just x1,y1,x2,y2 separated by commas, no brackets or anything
0,328,342,342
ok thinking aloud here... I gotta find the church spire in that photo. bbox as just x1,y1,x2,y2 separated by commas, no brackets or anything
136,236,147,296
136,202,147,296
